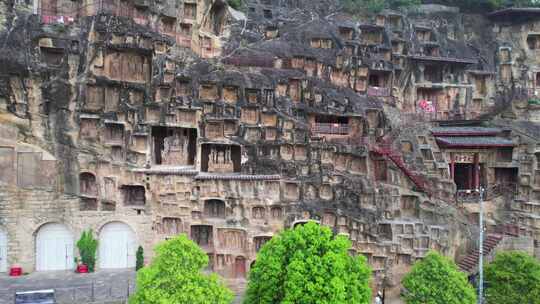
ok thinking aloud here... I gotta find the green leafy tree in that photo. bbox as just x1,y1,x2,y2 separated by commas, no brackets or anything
402,251,476,304
135,246,144,271
244,222,372,304
129,235,233,304
76,229,98,272
485,251,540,304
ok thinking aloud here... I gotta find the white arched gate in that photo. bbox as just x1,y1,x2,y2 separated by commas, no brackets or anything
36,223,74,271
99,222,136,269
0,229,7,272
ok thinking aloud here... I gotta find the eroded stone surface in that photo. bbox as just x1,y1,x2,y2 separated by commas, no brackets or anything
0,0,539,301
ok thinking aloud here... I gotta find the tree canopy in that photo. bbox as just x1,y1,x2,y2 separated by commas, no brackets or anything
401,251,476,304
244,221,372,304
129,235,233,304
485,251,540,304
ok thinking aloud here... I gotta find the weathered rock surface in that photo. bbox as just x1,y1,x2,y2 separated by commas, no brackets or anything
0,0,539,301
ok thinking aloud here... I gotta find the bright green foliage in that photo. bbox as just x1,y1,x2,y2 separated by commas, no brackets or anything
76,229,98,272
129,235,233,304
244,222,372,304
402,251,476,304
485,251,540,304
135,246,144,271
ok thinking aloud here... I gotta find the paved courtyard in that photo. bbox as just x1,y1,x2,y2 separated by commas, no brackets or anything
0,270,246,304
0,270,136,304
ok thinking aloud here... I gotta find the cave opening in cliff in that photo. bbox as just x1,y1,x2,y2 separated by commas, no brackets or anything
360,27,383,45
40,47,64,66
104,122,124,145
368,71,390,88
424,64,443,83
184,2,197,19
122,185,145,206
160,16,176,35
527,34,540,50
151,126,197,166
339,27,354,40
79,172,97,197
191,225,213,246
495,168,518,184
201,144,241,173
204,199,226,218
254,236,271,252
162,217,182,235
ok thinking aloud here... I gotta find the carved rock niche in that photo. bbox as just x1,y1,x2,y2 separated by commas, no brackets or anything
201,144,241,173
223,86,238,104
85,85,104,111
261,112,277,127
304,184,317,200
334,153,348,171
241,107,259,124
280,145,294,161
217,228,246,251
205,122,224,139
320,184,333,201
284,182,299,200
322,212,336,227
350,156,367,174
176,79,191,97
199,83,219,100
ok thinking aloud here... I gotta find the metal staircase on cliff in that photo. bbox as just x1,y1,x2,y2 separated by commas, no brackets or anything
371,143,429,194
458,234,503,273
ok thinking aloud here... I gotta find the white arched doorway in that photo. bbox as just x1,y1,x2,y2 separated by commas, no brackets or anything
99,222,136,269
36,223,74,271
0,229,7,272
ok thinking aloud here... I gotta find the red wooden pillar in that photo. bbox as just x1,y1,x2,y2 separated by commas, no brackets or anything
474,153,480,190
468,162,473,190
450,153,455,179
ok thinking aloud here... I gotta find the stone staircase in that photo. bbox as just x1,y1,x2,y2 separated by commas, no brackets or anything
458,234,503,272
225,278,247,304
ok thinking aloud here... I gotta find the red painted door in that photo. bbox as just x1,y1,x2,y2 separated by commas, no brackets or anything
235,256,246,278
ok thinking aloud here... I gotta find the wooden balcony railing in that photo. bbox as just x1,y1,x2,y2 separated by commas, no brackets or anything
455,183,517,203
312,123,350,135
367,86,390,97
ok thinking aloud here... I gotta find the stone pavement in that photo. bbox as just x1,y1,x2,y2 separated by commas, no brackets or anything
0,269,136,304
0,270,248,304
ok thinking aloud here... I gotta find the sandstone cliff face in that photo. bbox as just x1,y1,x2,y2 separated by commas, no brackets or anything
0,0,538,300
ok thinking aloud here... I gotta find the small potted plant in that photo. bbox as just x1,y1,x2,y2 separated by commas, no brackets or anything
76,229,98,273
74,257,88,273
